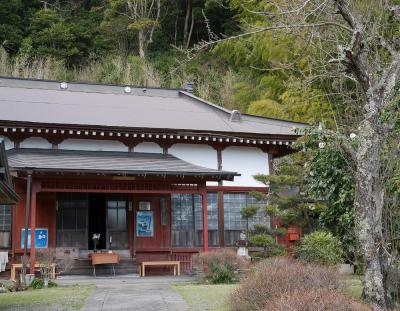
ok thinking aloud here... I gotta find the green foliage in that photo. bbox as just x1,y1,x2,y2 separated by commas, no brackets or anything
302,126,356,260
240,205,258,219
254,154,321,231
250,234,274,249
266,243,287,257
197,250,248,284
30,278,57,290
296,231,344,265
209,263,236,284
250,233,286,257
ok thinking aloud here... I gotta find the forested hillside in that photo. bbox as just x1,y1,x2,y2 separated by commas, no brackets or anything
2,1,400,307
0,0,332,124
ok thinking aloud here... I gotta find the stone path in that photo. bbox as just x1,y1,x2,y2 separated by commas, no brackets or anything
58,275,192,311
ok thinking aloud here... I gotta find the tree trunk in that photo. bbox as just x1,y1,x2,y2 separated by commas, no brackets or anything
183,0,192,47
354,104,389,309
185,8,195,49
138,29,146,58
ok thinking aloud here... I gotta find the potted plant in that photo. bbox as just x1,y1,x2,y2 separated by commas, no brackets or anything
92,233,100,252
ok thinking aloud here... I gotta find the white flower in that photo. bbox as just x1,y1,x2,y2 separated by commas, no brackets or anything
309,171,315,177
318,142,326,149
349,133,356,139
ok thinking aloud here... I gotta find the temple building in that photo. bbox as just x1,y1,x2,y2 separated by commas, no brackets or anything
0,77,305,273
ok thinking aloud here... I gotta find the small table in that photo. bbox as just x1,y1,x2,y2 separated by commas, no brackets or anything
11,263,56,281
90,253,120,277
140,261,180,277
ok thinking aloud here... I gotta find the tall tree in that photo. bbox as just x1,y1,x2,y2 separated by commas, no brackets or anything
194,1,400,308
105,0,161,58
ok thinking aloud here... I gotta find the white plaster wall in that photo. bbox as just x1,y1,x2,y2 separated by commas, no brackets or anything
1,136,13,150
222,146,269,187
59,139,127,152
134,142,162,153
169,144,217,169
169,144,218,186
20,137,52,149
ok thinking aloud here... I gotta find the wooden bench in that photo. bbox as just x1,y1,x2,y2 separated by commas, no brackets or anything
140,261,180,277
90,253,120,277
11,263,56,281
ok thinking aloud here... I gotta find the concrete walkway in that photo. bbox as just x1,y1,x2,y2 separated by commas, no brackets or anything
57,275,194,311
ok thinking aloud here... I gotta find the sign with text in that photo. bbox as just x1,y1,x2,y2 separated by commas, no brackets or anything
136,211,153,237
21,228,48,249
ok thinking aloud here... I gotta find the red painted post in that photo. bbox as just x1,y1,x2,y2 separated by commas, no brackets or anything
29,183,38,274
202,189,208,252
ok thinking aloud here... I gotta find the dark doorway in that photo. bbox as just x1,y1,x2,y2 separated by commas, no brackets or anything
88,193,106,250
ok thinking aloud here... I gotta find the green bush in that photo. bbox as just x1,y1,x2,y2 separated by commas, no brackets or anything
209,263,235,284
194,250,249,284
296,230,343,265
30,278,57,289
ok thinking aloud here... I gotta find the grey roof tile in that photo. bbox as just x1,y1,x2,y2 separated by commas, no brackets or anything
0,77,307,136
6,148,239,181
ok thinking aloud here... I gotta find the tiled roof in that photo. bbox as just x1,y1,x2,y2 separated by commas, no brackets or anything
0,77,307,137
7,148,239,181
0,139,18,204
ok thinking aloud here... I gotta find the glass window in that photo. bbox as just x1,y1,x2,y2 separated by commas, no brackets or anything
172,194,203,247
0,205,12,231
0,205,12,248
57,193,88,231
207,193,219,246
223,193,268,246
107,200,127,230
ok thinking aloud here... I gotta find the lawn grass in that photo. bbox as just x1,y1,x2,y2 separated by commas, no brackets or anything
173,284,236,311
0,284,95,311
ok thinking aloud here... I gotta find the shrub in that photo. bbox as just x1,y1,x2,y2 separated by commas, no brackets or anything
250,234,274,252
263,289,372,311
194,250,249,284
30,278,57,289
228,257,340,311
296,230,343,265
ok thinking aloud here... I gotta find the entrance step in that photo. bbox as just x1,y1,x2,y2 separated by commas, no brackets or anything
66,258,139,276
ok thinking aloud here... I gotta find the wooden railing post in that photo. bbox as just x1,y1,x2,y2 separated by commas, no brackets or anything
29,181,40,274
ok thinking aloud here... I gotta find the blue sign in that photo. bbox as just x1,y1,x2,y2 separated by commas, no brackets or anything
136,211,153,237
21,228,48,249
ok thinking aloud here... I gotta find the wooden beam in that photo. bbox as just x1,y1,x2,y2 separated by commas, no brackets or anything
29,181,39,274
22,173,32,278
218,191,224,247
201,185,209,252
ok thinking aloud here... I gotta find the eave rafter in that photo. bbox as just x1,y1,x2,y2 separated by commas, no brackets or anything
0,123,299,150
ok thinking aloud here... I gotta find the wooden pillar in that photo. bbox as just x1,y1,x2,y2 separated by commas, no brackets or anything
201,186,209,252
218,191,224,247
22,174,32,276
216,147,223,186
29,182,39,274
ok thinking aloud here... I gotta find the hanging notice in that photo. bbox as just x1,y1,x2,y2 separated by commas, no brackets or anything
136,211,153,237
21,228,48,248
